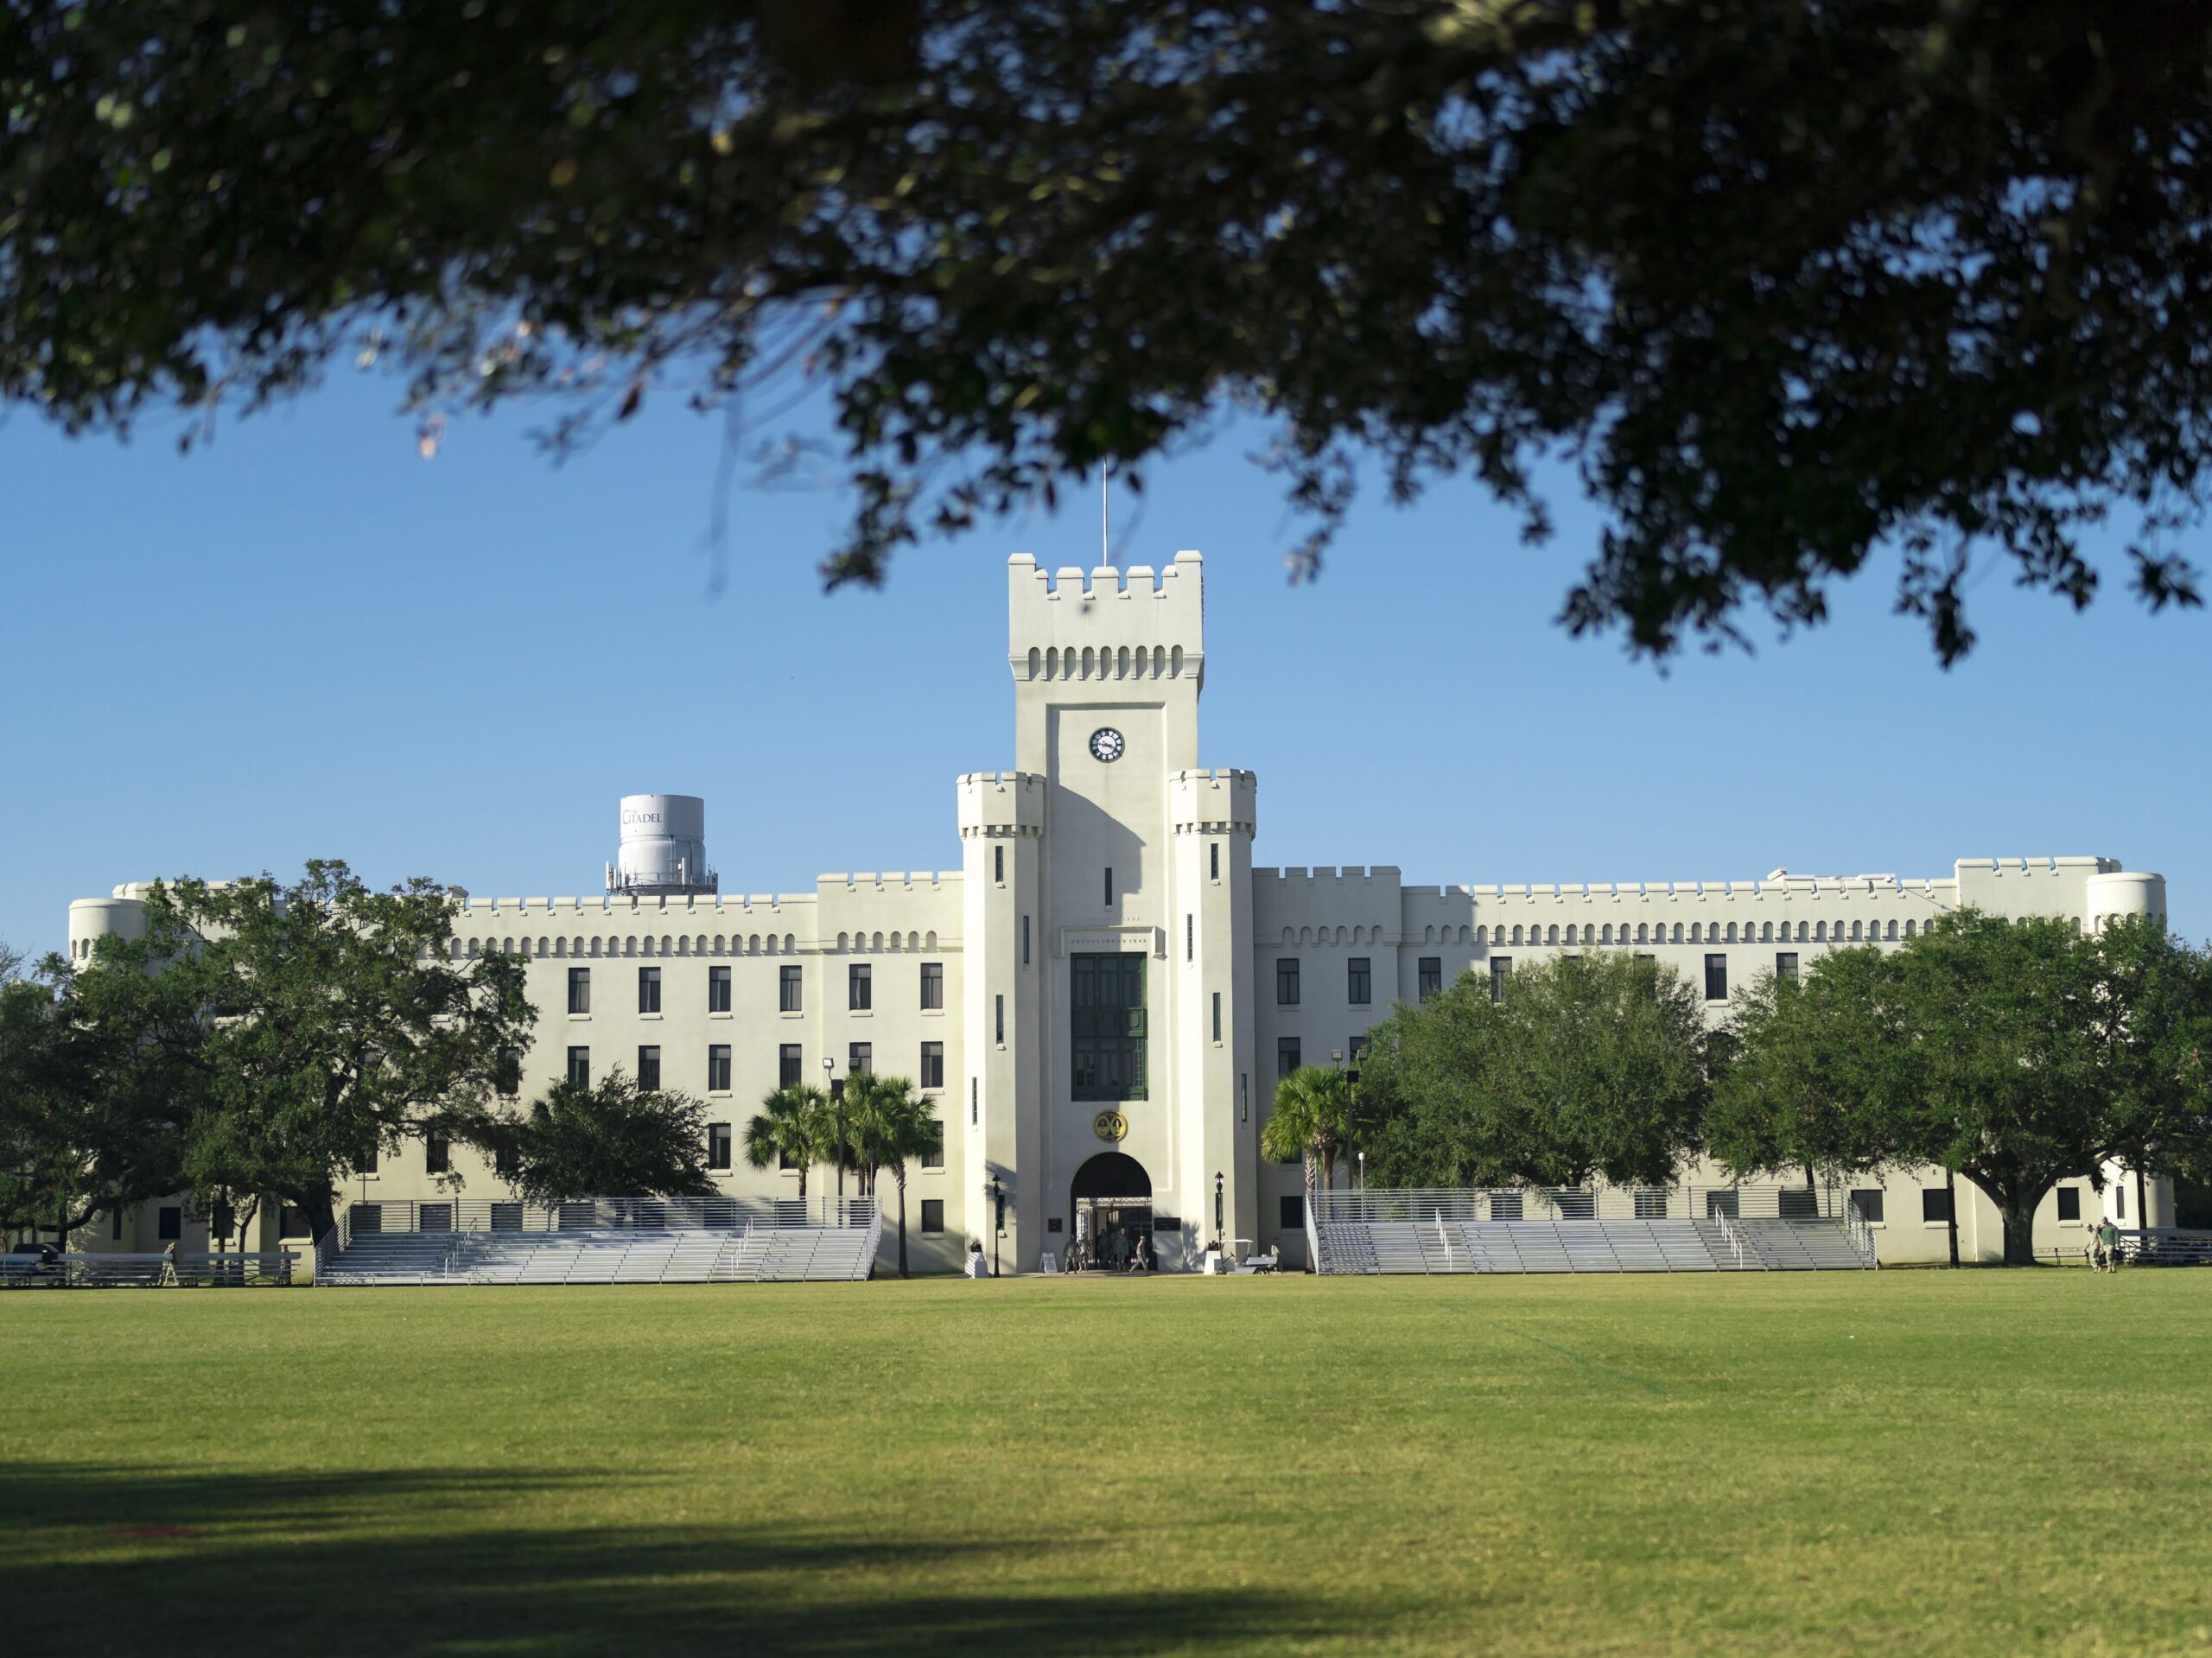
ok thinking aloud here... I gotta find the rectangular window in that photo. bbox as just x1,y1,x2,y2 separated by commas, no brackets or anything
495,1140,519,1179
709,964,731,1013
111,1208,124,1242
920,1198,945,1235
638,966,661,1014
637,1045,662,1090
567,1046,590,1087
995,994,1005,1045
1922,1187,1953,1224
1186,914,1194,962
568,966,590,1014
1104,867,1114,906
1349,1034,1370,1065
849,962,872,1011
1071,951,1147,1101
779,1044,802,1089
994,844,1005,884
1851,1189,1885,1224
425,1134,449,1176
1281,1194,1305,1230
1490,957,1512,1001
1347,957,1370,1005
1211,842,1220,881
1211,991,1221,1043
971,1077,978,1127
708,1045,730,1092
496,1048,520,1097
1278,1036,1300,1080
920,1041,944,1089
922,1119,944,1170
1778,1187,1819,1219
1022,915,1031,965
779,964,802,1013
1419,957,1442,1002
921,961,944,1009
158,1205,181,1242
2117,1187,2126,1221
707,1123,733,1171
849,1041,872,1076
1277,958,1300,1006
1776,951,1799,986
1704,954,1728,1001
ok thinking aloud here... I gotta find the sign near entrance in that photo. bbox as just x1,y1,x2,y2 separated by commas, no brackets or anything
1091,1110,1128,1142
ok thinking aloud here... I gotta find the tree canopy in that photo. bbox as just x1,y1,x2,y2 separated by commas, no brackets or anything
1359,952,1708,1190
1714,912,2212,1264
499,1067,717,1207
100,862,533,1243
7,3,2208,658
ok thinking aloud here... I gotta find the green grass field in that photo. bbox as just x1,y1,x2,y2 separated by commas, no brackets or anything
5,1273,2211,1657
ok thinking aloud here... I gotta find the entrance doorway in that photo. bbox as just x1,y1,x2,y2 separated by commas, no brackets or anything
1071,1152,1152,1271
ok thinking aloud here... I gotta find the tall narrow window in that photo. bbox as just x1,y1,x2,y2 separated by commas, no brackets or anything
971,1077,979,1126
1186,914,1194,962
779,1044,802,1088
849,962,872,1011
1104,867,1114,906
920,1041,944,1089
1277,1036,1300,1080
1277,958,1300,1006
1418,957,1442,1001
636,1045,662,1089
1022,915,1031,965
1212,990,1222,1043
1347,957,1371,1005
922,1119,945,1170
1489,957,1512,1001
567,1046,590,1087
1071,952,1147,1101
1776,951,1799,985
995,994,1005,1044
425,1134,450,1176
708,964,731,1013
707,1045,730,1092
994,844,1004,884
920,961,944,1009
568,967,591,1014
1211,843,1220,881
849,1041,872,1076
1704,954,1728,1001
707,1123,733,1171
779,964,802,1013
496,1049,521,1097
638,966,661,1014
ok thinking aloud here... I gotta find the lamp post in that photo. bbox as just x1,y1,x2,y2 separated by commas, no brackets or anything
988,1174,1004,1278
823,1056,843,1219
1214,1169,1224,1245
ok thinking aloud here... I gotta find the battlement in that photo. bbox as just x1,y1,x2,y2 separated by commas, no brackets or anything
820,872,957,892
1170,767,1258,835
1255,865,1402,884
957,770,1046,837
1007,550,1205,685
456,892,813,917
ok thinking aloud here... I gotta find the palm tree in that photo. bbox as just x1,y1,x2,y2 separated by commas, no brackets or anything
1262,1064,1353,1238
745,1084,830,1203
843,1073,938,1277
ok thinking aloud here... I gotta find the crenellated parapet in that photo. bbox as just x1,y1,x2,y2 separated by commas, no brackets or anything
1006,550,1205,688
1169,767,1256,836
956,770,1046,839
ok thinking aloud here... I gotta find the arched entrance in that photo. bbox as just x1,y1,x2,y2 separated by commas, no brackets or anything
1070,1152,1152,1271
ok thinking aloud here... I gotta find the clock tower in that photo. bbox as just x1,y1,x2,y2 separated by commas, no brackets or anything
955,552,1256,1272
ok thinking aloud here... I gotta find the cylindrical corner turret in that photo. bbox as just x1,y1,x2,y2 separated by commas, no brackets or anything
2085,870,2165,931
607,793,717,895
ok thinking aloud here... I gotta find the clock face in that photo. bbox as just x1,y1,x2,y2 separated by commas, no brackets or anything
1089,727,1126,763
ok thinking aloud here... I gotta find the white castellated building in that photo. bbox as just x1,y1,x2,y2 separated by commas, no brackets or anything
67,551,2172,1270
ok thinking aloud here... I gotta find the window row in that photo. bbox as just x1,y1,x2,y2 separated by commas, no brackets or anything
562,962,944,1015
562,1041,946,1094
1024,642,1187,680
1477,917,1923,947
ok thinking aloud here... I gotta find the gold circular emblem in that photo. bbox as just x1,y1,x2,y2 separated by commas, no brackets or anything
1092,1110,1128,1142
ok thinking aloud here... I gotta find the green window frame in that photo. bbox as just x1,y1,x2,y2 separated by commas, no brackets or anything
1071,952,1147,1102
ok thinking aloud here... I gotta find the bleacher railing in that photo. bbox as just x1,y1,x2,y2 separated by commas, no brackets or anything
330,1192,877,1244
1,1250,298,1289
1309,1184,1847,1224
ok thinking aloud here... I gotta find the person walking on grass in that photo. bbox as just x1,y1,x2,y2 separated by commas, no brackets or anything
2096,1216,2122,1274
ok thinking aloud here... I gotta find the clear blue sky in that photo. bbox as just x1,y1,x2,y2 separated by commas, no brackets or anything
4,370,2205,958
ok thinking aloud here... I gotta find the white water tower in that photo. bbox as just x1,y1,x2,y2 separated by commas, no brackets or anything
606,793,718,896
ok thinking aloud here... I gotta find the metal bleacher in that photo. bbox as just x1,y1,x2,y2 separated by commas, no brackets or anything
315,1196,880,1287
1308,1186,1879,1275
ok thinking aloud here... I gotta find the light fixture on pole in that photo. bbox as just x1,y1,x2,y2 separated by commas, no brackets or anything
1214,1169,1224,1243
823,1055,843,1214
988,1173,1005,1278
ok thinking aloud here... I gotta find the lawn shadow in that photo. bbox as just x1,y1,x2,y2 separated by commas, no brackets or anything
3,1461,1354,1656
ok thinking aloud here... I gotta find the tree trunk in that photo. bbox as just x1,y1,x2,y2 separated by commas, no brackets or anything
1999,1196,2041,1267
308,1190,340,1246
2134,1165,2149,1231
1946,1169,1960,1267
896,1173,910,1279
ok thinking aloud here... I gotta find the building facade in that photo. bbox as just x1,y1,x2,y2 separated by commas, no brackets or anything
65,550,2174,1270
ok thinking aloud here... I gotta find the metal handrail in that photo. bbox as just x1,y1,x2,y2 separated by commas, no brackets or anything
1712,1210,1755,1269
328,1193,878,1240
1310,1184,1844,1224
0,1250,299,1288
